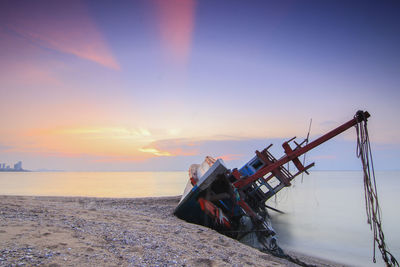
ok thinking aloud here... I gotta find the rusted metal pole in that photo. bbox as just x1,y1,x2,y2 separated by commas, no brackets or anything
234,111,370,189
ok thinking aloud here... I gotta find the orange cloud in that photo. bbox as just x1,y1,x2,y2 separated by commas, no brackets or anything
5,126,205,163
4,0,119,70
141,139,199,157
13,126,157,161
139,148,172,157
91,155,148,163
155,0,196,64
217,154,244,161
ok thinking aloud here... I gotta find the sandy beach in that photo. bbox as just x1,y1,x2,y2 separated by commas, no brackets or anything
0,195,345,266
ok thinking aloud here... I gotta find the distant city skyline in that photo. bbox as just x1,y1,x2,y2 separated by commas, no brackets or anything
0,1,399,171
0,161,23,171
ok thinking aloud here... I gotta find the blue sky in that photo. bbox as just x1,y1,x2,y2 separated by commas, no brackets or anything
0,0,399,171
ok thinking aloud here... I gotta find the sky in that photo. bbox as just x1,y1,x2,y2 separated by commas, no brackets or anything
0,0,399,171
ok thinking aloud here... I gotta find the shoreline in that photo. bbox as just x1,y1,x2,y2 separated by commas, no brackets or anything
0,195,346,266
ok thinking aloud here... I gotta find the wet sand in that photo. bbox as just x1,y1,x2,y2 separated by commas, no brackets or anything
0,195,345,266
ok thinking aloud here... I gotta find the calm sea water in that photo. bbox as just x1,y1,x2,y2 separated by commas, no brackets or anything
269,171,400,267
0,171,188,198
0,170,398,266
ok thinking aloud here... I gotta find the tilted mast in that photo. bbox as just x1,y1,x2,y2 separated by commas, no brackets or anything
232,110,370,204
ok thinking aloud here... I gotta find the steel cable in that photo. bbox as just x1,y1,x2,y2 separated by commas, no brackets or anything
355,115,399,267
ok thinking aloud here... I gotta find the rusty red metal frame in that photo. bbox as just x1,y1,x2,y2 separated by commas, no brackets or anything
233,111,370,189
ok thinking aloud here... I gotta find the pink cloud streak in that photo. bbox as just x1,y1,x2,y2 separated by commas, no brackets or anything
155,0,196,64
4,0,119,70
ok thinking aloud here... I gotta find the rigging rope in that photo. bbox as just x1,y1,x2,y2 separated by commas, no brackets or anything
355,113,399,267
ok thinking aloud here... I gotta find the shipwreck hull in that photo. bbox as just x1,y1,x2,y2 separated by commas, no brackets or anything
174,111,376,258
174,159,229,228
174,158,278,251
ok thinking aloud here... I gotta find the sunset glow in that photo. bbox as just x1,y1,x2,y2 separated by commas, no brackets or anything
0,1,399,171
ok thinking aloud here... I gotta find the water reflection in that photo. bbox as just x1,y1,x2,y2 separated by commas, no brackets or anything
0,171,188,198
